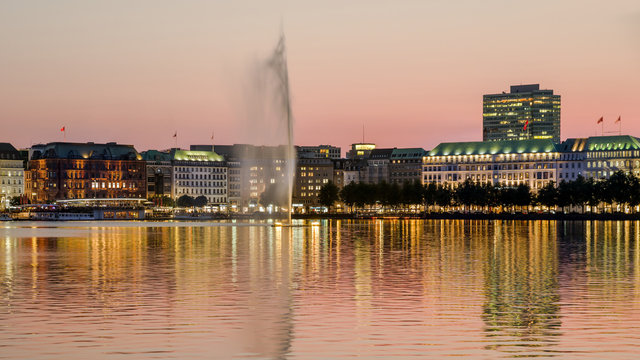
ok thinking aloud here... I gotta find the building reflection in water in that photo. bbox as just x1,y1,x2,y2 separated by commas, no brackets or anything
481,221,561,355
1,220,640,358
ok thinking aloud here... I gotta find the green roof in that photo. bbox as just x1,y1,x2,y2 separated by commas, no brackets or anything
428,139,560,156
391,148,426,159
171,149,224,162
584,136,640,151
141,150,172,161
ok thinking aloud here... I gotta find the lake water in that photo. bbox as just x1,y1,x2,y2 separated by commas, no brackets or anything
1,220,639,359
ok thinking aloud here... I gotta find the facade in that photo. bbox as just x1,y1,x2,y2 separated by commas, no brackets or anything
297,145,341,159
215,144,291,209
423,135,640,191
365,148,394,184
170,149,227,205
0,143,25,209
423,139,564,190
562,136,640,180
292,158,333,209
141,150,173,198
389,148,426,184
483,84,561,142
26,142,146,203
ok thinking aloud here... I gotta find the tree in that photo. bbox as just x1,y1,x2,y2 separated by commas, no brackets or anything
434,184,452,210
402,180,424,212
177,195,195,207
150,195,175,207
194,195,208,207
455,178,477,212
9,196,21,207
319,181,340,210
536,181,557,212
606,171,633,212
340,182,357,212
514,183,532,212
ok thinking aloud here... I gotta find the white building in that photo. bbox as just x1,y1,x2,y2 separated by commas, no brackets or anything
0,143,24,209
171,149,227,205
423,136,640,190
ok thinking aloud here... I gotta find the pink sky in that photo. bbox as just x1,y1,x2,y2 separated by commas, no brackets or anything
1,0,639,154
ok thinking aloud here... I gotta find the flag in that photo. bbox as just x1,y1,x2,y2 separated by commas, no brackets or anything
173,131,177,138
615,116,621,124
60,126,65,132
523,120,529,131
597,117,603,124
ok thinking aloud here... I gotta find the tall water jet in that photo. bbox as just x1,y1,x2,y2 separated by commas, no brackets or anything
268,34,295,223
239,33,295,222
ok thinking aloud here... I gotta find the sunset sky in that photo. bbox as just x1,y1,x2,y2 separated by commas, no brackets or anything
1,0,639,153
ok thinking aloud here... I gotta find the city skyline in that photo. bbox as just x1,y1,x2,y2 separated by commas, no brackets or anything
1,1,639,152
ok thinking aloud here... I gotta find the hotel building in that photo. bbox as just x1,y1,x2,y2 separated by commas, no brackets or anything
483,84,561,142
26,142,146,203
0,143,25,209
423,136,640,190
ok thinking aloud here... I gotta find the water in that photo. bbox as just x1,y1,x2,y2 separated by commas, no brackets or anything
1,220,640,359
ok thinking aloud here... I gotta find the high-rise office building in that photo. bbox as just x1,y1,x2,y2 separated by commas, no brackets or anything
483,84,561,142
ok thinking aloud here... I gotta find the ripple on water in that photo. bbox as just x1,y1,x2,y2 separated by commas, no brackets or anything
1,220,640,359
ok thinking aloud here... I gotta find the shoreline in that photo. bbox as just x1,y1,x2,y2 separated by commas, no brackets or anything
5,212,640,222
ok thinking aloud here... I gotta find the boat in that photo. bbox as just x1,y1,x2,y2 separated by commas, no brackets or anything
0,214,12,221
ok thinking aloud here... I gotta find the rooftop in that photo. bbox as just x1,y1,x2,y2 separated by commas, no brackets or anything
30,142,142,161
0,143,21,160
428,139,560,157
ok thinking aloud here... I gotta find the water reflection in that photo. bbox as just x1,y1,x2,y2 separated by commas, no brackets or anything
0,221,639,359
482,221,561,356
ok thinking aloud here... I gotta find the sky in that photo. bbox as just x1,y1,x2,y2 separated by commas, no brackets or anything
1,0,639,153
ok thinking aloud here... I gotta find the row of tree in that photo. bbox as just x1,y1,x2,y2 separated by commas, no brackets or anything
318,171,640,213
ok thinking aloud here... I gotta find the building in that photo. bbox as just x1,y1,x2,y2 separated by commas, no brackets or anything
141,150,173,199
296,145,341,159
26,142,146,203
422,135,640,191
346,143,376,159
215,144,292,210
423,139,564,190
0,143,25,209
364,148,394,184
171,148,227,205
562,136,640,180
389,148,426,184
292,157,333,210
483,84,561,142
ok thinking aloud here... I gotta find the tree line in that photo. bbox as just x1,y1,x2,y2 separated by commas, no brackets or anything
319,171,640,213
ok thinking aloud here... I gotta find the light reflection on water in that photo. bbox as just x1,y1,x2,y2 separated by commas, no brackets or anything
1,220,640,359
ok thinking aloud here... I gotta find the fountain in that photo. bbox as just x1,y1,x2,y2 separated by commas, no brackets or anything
240,33,295,223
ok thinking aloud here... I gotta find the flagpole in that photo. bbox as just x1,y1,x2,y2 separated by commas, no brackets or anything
619,117,622,135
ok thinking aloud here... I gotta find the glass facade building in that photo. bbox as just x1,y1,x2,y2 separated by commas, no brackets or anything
483,84,561,142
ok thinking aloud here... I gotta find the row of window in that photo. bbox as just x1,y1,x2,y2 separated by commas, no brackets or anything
175,167,226,173
177,188,227,196
176,181,226,188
